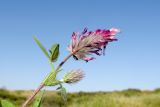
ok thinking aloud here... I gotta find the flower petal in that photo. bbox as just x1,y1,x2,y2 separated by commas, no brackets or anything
109,28,120,35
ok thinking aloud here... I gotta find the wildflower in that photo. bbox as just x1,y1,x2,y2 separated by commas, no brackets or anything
68,28,120,62
62,69,84,84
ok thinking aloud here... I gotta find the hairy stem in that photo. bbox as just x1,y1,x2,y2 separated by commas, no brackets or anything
22,84,44,107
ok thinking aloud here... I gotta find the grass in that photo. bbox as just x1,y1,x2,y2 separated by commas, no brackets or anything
0,88,160,107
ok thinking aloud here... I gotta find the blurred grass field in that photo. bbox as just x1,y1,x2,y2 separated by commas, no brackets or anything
1,88,160,107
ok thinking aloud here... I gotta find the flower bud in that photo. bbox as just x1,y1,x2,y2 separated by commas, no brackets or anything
62,69,84,84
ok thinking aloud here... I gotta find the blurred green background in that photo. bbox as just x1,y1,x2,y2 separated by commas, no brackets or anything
1,88,160,107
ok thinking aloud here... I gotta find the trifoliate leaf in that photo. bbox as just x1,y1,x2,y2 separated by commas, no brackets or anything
1,100,15,107
49,44,59,62
33,36,50,60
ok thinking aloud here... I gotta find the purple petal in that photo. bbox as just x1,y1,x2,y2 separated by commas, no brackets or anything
89,50,101,56
82,28,88,34
83,57,95,62
72,32,77,40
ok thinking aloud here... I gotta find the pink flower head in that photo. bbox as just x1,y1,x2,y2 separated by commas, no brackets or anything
68,28,120,62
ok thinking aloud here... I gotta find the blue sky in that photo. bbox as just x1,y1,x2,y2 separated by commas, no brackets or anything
0,0,160,92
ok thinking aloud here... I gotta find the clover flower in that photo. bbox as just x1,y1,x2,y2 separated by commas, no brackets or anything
62,69,84,84
68,28,120,62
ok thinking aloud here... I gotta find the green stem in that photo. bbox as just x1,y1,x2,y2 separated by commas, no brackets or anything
49,61,55,70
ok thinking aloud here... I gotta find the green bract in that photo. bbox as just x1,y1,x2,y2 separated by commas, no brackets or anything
49,44,59,62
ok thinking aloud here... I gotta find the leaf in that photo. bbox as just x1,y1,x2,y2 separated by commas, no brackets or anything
1,100,15,107
56,84,67,101
49,44,59,62
44,78,59,86
60,87,67,102
42,69,56,85
43,68,63,86
33,36,50,60
32,90,44,107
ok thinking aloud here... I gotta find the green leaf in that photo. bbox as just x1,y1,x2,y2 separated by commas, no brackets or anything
60,87,67,102
1,100,15,107
45,80,60,86
33,36,50,60
49,44,59,62
43,68,63,86
42,69,56,85
32,90,44,107
56,84,68,101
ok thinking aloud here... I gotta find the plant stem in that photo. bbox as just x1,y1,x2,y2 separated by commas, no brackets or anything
21,52,74,107
49,61,55,70
55,53,73,71
22,84,44,107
